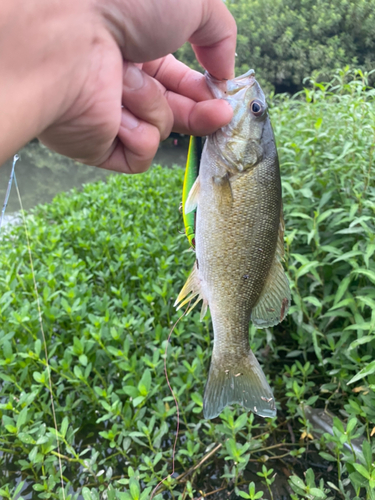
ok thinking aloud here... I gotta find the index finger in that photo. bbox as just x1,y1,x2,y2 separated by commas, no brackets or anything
143,55,214,102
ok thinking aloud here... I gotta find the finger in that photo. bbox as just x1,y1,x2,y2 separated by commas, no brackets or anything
97,108,160,174
122,63,173,141
103,0,236,79
143,55,213,102
190,0,237,80
165,91,233,135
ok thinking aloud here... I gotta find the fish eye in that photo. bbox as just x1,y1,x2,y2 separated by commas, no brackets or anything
250,99,264,116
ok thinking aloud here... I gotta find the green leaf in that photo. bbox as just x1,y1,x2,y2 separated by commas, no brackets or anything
234,413,248,431
34,339,42,357
14,480,25,496
238,492,250,499
332,251,362,263
191,392,203,406
132,396,145,407
5,425,18,434
33,484,46,491
74,365,83,378
295,261,320,280
129,477,140,500
305,468,315,487
79,354,88,366
82,487,93,500
122,386,139,398
345,323,373,331
362,440,373,470
61,416,69,438
346,417,357,435
309,487,326,498
33,371,45,384
18,433,36,444
348,360,375,385
333,276,352,305
351,269,375,285
319,452,336,462
352,463,371,480
348,335,375,350
16,407,28,429
138,369,151,396
289,475,305,489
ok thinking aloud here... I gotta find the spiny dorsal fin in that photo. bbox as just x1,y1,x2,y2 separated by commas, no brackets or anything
251,209,290,328
174,261,208,318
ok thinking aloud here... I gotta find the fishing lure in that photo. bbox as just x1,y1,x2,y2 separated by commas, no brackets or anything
182,136,202,249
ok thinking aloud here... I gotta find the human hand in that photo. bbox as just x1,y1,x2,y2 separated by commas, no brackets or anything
0,0,236,172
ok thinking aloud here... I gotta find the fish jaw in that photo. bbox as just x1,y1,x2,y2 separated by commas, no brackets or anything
205,69,256,99
205,71,271,172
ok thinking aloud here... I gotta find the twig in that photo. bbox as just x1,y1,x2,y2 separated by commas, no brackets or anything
203,485,227,497
287,421,296,443
248,451,291,462
51,451,81,463
176,443,222,483
153,443,223,496
250,442,300,454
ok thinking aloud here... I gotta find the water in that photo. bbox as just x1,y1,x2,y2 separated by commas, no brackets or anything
0,136,189,213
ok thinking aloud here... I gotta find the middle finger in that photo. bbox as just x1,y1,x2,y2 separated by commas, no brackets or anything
122,62,173,141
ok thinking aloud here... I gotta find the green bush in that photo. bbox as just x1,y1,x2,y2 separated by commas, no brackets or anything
0,68,375,499
176,0,375,93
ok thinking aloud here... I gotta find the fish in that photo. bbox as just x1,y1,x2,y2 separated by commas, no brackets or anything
175,69,290,420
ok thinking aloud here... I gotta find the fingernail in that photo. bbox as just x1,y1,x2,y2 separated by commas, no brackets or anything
121,109,139,129
124,64,144,90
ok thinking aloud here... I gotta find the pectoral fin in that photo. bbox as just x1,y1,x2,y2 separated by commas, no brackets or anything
212,173,233,212
184,176,200,214
174,261,208,320
251,211,290,328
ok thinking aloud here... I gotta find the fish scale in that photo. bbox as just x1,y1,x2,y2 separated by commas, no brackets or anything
176,69,290,419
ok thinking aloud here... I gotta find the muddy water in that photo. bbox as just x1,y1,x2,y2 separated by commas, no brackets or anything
0,135,189,214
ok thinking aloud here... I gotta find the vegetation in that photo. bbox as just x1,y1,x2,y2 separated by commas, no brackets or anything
0,68,375,499
176,0,375,93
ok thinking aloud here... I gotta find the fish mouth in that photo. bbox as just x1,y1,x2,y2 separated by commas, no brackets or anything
205,69,256,99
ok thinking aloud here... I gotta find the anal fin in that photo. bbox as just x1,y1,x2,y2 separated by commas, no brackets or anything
174,261,208,319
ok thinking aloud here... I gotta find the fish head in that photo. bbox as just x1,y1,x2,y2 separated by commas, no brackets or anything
206,69,276,171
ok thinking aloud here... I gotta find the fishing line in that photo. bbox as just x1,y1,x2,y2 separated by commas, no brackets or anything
0,154,18,234
150,301,191,500
11,158,66,500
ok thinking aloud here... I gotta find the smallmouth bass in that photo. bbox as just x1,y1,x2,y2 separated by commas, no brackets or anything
175,69,290,420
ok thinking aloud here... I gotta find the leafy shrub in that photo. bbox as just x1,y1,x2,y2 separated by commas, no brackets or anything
176,0,375,93
0,68,375,499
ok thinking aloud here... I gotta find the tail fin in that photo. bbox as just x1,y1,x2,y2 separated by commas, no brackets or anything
203,350,276,420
